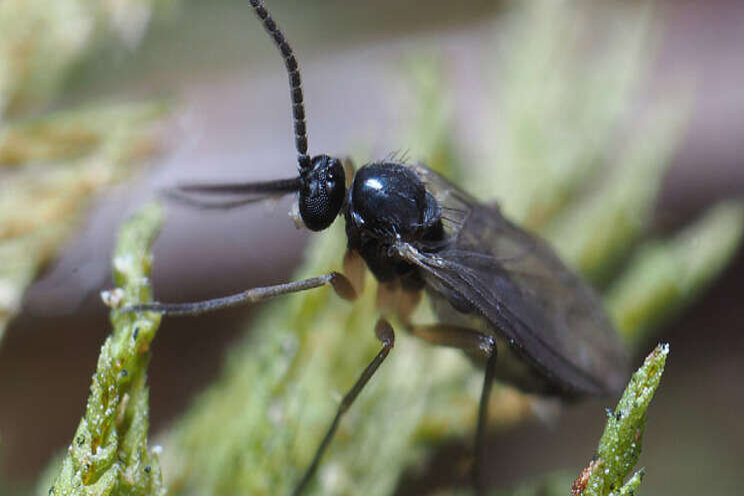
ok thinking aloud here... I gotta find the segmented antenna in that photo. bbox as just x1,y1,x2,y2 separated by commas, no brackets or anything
249,0,311,171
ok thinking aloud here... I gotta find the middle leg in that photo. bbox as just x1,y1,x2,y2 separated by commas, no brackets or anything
408,323,498,494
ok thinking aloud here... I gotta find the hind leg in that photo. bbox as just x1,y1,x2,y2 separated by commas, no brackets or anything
408,323,498,494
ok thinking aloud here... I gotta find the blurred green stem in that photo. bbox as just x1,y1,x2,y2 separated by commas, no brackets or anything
0,102,167,342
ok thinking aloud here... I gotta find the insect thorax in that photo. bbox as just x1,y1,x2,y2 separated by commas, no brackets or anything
344,162,444,289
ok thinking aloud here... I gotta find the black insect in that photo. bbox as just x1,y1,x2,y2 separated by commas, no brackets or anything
124,0,629,493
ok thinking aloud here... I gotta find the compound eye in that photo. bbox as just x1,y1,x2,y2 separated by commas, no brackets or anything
299,155,346,231
326,169,337,188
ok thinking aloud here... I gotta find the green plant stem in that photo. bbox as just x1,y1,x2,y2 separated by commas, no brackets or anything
579,344,668,496
49,204,165,496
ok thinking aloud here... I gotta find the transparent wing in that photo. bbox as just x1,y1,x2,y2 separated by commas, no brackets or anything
400,165,629,395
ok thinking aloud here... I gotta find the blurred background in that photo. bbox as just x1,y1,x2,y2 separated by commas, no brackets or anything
0,0,743,494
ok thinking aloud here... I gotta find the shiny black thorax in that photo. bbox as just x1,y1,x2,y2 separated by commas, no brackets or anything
344,162,444,289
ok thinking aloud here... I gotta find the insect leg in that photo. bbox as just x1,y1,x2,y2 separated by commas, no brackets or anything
475,339,498,494
342,249,366,298
294,318,395,495
408,323,497,493
116,272,356,316
376,281,421,324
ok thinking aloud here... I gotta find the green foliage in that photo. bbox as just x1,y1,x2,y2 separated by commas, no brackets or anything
580,344,668,496
614,470,644,496
477,346,666,496
543,105,689,286
607,202,744,344
0,0,172,116
471,1,653,227
0,102,167,342
0,0,170,343
49,204,165,496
